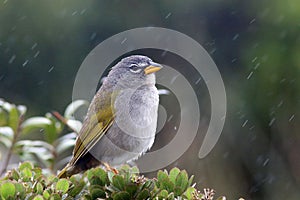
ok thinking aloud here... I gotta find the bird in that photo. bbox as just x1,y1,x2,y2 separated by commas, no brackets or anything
57,55,162,178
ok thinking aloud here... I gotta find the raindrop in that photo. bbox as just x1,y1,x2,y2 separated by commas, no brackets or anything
31,42,37,50
232,34,239,41
249,18,256,24
174,126,177,130
165,12,172,19
8,55,16,64
121,38,127,44
0,75,4,81
48,66,54,72
80,9,86,15
22,60,29,67
195,77,202,85
167,115,173,122
90,32,97,40
251,57,257,63
170,74,179,84
247,71,253,79
242,120,248,127
231,58,237,63
277,100,283,108
289,114,295,122
34,51,40,58
268,118,275,126
254,63,260,70
72,11,77,16
263,158,269,166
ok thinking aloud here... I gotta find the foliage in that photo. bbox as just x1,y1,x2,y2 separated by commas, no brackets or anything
0,98,88,174
0,99,227,199
0,162,225,200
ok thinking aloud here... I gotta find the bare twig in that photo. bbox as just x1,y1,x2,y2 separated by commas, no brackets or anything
0,114,24,176
51,111,78,134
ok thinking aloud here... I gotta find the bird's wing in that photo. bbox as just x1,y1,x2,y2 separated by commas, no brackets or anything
69,96,115,166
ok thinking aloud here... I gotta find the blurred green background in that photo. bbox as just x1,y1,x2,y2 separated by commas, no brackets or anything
1,0,300,199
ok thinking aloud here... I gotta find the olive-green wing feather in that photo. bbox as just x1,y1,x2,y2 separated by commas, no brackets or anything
69,104,114,166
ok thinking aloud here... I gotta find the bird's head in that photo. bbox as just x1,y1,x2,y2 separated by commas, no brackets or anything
107,55,162,88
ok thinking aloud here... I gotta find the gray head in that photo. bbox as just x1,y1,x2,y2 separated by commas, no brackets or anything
105,55,162,88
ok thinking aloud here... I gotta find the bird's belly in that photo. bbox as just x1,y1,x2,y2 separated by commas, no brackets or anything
90,86,159,166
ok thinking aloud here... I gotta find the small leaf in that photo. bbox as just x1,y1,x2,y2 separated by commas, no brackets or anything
64,100,89,119
112,175,126,191
68,181,84,197
136,189,150,200
188,175,194,187
14,183,25,199
169,167,180,184
56,179,69,194
175,170,189,192
49,193,61,200
21,117,52,134
8,105,19,133
112,191,130,200
21,168,33,181
19,161,34,170
184,187,196,200
0,107,8,126
125,184,138,197
0,182,16,199
89,185,106,199
43,190,50,199
33,195,44,200
158,189,168,198
157,170,168,184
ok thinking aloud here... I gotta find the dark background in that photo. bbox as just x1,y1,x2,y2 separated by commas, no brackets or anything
1,1,300,199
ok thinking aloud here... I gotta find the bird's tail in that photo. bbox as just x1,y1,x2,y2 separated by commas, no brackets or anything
57,164,81,178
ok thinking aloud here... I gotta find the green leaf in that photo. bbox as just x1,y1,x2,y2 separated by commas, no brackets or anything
124,184,138,197
169,167,180,184
89,185,106,199
112,175,126,191
21,116,52,134
175,170,189,192
43,190,51,199
112,191,131,200
19,161,34,170
21,168,33,181
136,189,150,200
49,193,61,200
188,175,194,187
68,181,85,197
158,189,168,198
56,179,69,194
160,179,174,193
94,167,109,185
64,100,89,119
14,183,25,199
157,170,168,185
35,182,44,194
0,182,16,199
8,105,19,133
0,107,8,126
33,195,44,200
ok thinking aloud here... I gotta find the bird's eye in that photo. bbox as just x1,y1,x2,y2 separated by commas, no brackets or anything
129,64,142,73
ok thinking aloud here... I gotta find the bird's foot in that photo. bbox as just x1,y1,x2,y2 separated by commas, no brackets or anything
103,162,118,174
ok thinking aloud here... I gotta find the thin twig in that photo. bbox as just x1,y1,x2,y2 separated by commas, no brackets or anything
51,111,78,134
0,114,24,176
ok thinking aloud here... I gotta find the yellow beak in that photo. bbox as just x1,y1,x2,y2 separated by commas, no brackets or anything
144,62,163,75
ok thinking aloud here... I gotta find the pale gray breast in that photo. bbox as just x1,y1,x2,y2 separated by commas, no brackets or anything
90,84,159,166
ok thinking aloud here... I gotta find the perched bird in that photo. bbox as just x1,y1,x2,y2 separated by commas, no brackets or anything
58,55,162,178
